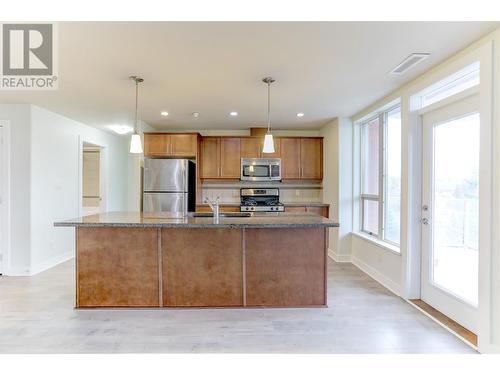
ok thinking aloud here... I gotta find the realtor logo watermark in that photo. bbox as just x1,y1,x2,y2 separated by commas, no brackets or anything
0,23,58,90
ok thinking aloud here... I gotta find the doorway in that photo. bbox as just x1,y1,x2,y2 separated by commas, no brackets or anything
421,94,480,333
82,142,105,216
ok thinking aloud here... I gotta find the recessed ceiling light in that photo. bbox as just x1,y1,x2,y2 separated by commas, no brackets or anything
230,111,238,116
161,111,169,116
192,112,200,118
297,112,304,117
108,125,134,135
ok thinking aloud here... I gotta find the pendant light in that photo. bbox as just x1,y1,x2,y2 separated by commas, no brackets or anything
262,76,276,154
129,75,144,154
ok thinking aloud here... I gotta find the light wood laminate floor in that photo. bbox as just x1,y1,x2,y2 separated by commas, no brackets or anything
0,258,476,353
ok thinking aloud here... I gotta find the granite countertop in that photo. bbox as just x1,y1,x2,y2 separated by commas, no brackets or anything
54,211,339,229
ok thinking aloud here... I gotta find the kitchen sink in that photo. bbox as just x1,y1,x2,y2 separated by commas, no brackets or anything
191,212,252,218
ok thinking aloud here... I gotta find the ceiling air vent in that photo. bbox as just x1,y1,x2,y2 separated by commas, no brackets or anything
390,53,430,75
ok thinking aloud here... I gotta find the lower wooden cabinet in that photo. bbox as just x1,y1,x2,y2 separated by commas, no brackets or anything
306,206,329,218
76,227,160,307
75,226,329,308
284,205,329,218
196,205,240,213
245,228,326,306
162,228,244,307
162,227,326,308
284,206,306,213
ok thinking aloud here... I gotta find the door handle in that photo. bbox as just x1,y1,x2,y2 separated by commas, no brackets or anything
421,218,429,225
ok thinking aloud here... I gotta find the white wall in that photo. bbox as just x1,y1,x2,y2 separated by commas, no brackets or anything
28,106,134,274
0,104,32,275
321,119,339,256
350,235,402,295
0,104,138,275
320,117,352,261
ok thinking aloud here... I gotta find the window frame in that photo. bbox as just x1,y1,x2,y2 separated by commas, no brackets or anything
359,103,401,248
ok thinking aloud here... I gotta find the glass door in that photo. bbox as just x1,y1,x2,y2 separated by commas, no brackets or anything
421,94,480,333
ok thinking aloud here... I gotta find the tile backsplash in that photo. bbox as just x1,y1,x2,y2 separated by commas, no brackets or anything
202,186,322,204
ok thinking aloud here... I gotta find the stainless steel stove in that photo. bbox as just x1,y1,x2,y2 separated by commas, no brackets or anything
240,188,285,212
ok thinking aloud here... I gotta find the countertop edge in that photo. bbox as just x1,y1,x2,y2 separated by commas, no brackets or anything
54,222,339,228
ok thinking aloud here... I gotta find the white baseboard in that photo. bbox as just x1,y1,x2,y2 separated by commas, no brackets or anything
327,248,351,262
3,266,31,276
351,254,402,296
29,251,74,276
478,343,500,354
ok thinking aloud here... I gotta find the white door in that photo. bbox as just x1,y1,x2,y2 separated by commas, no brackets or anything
421,94,480,333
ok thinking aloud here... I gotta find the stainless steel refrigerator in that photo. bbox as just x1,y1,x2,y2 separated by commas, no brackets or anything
143,159,196,216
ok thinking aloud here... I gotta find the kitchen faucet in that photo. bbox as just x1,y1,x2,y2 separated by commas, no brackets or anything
204,196,220,220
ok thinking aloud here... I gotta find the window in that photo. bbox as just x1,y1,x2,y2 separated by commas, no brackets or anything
384,107,401,244
412,61,480,110
360,105,401,248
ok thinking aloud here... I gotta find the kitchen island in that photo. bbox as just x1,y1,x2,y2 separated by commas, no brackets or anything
55,212,339,309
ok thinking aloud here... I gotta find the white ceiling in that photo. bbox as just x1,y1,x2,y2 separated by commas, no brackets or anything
0,22,498,131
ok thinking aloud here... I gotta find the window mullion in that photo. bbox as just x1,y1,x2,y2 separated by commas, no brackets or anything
378,112,385,240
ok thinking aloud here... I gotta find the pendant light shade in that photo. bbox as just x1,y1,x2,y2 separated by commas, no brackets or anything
130,134,143,154
129,76,144,154
262,76,276,154
262,133,275,154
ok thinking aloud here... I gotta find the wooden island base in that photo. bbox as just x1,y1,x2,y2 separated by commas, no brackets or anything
76,227,327,308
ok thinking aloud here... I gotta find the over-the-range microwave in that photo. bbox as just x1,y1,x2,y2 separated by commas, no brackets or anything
240,158,281,181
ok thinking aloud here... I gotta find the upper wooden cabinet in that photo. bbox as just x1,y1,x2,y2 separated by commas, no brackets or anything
170,134,198,156
300,138,323,179
200,135,323,181
201,137,220,178
262,137,281,158
240,137,281,158
220,138,241,178
200,137,240,179
240,137,262,158
144,133,198,157
144,134,170,157
280,138,301,179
